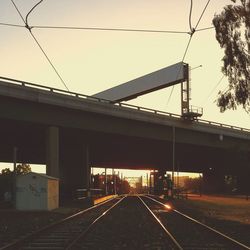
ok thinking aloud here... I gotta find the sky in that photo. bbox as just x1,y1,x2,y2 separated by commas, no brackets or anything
0,0,249,176
0,0,249,127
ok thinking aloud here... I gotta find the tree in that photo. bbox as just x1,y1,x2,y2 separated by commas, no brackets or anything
0,168,12,175
15,163,31,175
0,164,32,175
213,0,250,112
0,164,31,201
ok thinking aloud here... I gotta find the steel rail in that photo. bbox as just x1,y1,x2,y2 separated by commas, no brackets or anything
137,195,183,250
144,195,250,250
66,196,126,249
0,76,249,134
0,196,118,250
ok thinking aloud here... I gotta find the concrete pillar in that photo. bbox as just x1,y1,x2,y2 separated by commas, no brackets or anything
236,153,250,195
82,145,91,196
203,167,225,194
60,142,90,199
46,126,59,178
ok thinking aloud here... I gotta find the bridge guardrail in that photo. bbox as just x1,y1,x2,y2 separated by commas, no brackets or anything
0,76,249,134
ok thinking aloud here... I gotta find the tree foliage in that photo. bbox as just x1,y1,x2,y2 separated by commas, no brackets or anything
0,163,31,176
0,164,31,200
0,168,12,175
15,163,31,175
213,0,250,112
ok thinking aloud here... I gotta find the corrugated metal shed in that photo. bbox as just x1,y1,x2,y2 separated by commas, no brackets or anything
16,172,59,211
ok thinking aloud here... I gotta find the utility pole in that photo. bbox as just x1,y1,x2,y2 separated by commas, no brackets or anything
105,168,107,195
13,146,18,207
146,172,149,194
172,126,175,192
114,170,117,195
149,171,152,194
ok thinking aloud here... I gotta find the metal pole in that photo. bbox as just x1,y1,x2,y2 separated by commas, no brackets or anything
105,168,107,195
114,170,117,195
153,169,155,194
117,171,120,194
177,162,179,199
146,173,149,194
121,172,123,194
90,167,93,189
172,126,175,197
86,145,91,197
199,174,202,196
149,171,152,194
13,146,18,207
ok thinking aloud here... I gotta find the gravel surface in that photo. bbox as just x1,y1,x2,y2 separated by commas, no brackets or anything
172,196,250,247
0,200,89,248
78,196,179,249
143,196,247,250
1,195,249,249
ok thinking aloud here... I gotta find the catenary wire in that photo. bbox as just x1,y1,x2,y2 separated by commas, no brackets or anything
167,0,195,106
202,75,225,104
6,0,214,98
166,0,211,106
189,0,193,33
10,0,70,92
25,0,43,26
194,0,211,30
31,25,189,34
0,22,25,28
10,0,26,23
196,26,214,32
29,31,70,91
0,22,214,33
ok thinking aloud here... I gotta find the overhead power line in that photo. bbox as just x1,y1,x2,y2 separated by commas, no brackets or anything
0,22,214,34
166,0,211,106
5,0,215,100
0,22,24,28
194,0,211,30
196,26,214,32
166,36,193,106
30,31,70,92
25,0,43,25
10,0,26,23
189,0,194,33
202,75,225,104
32,25,189,34
10,0,70,92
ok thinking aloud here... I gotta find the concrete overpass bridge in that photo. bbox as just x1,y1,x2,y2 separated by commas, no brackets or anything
0,77,249,196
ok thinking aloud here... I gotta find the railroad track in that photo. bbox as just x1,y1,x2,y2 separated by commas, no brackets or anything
0,195,183,249
141,195,250,250
67,195,181,249
0,196,122,250
1,195,249,249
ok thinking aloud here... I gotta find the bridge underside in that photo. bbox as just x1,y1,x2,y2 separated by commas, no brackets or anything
0,79,249,198
0,118,248,175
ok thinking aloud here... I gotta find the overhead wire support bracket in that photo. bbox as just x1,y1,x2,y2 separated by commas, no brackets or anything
24,0,44,32
10,0,70,92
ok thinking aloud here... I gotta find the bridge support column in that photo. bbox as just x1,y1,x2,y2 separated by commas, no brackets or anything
60,141,90,200
202,167,225,194
46,126,59,178
235,153,250,196
237,166,250,195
